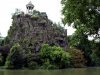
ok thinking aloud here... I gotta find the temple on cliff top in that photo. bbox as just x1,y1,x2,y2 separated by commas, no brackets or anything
26,1,34,15
6,1,68,53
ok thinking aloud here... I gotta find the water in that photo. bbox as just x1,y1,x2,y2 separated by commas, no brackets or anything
0,67,100,75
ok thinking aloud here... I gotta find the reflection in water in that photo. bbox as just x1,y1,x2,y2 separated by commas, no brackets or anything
0,67,100,75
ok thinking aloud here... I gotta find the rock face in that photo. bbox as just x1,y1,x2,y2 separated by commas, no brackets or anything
7,10,68,53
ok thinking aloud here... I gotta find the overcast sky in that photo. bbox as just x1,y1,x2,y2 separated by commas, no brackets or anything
0,0,75,37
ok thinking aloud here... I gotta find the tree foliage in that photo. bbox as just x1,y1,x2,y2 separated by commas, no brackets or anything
40,44,71,69
61,0,100,66
91,42,100,66
67,28,93,66
61,0,100,37
5,43,25,69
68,48,86,67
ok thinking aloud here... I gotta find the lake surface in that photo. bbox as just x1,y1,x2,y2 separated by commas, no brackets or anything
0,67,100,75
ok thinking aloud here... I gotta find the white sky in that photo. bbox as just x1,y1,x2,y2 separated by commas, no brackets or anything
0,0,75,37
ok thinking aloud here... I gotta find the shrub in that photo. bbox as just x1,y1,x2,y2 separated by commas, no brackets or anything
0,45,10,65
61,52,71,68
40,44,71,69
68,48,86,68
50,46,71,68
5,43,25,69
0,53,3,66
27,61,38,69
41,59,58,69
25,53,39,69
91,49,100,66
31,15,39,20
5,60,13,69
40,44,52,59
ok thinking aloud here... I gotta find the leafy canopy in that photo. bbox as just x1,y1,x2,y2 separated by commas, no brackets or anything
61,0,100,36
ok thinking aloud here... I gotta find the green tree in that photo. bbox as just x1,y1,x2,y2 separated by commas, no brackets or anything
40,44,71,69
5,43,25,69
91,42,100,66
61,0,100,37
68,48,86,67
61,0,100,66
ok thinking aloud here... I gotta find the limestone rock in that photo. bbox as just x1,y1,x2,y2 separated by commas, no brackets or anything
7,10,68,53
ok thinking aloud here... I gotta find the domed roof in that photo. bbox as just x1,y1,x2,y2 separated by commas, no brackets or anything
26,1,34,8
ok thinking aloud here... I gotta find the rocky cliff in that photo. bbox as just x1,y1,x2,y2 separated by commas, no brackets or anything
6,10,68,53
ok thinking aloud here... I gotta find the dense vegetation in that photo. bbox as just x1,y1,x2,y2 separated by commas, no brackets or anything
0,42,85,69
0,9,86,69
0,33,86,69
0,0,100,69
61,0,100,66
